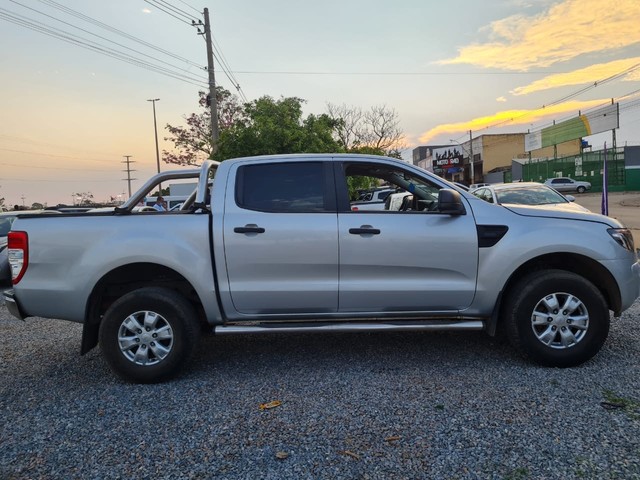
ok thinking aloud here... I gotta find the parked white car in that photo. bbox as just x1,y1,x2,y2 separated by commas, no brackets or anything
472,183,590,213
469,183,491,191
544,177,591,193
350,188,396,211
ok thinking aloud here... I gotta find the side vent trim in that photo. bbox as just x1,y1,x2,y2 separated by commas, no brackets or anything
477,225,509,248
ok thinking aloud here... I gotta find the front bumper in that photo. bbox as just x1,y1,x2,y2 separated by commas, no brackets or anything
3,289,26,320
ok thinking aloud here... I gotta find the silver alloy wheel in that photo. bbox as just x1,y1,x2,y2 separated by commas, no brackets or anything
531,292,589,349
117,310,174,365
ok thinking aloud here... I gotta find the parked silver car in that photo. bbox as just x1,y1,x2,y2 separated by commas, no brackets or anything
544,177,591,193
472,182,590,213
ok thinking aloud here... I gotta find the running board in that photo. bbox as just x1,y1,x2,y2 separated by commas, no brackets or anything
214,320,484,335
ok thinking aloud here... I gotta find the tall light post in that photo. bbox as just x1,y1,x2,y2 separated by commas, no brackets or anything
147,98,161,194
147,98,161,175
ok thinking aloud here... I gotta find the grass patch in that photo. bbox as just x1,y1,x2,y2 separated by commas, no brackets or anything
602,389,640,420
504,467,529,480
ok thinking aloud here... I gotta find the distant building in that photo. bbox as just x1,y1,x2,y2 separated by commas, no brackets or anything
414,134,581,184
411,145,452,173
411,146,429,166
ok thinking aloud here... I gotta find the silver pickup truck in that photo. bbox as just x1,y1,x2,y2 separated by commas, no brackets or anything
4,154,640,382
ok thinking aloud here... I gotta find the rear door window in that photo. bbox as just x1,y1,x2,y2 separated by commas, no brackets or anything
235,162,334,213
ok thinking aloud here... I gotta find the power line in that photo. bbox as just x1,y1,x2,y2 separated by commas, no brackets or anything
143,0,193,25
36,0,203,69
0,8,208,87
10,0,206,81
173,0,201,15
212,37,247,102
188,13,249,103
154,0,197,22
228,70,571,76
525,91,640,133
444,93,640,151
0,147,116,163
1,3,247,108
3,177,123,183
540,62,640,109
0,161,114,172
464,64,640,135
0,138,121,161
7,1,244,99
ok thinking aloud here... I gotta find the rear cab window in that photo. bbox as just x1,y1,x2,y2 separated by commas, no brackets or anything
235,162,335,213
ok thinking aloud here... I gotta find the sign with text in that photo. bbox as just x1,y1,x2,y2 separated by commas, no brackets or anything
525,103,619,152
432,146,464,170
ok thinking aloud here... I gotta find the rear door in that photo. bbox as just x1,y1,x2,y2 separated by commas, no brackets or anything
222,160,339,315
336,160,478,313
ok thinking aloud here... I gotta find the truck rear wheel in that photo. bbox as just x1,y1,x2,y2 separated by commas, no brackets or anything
99,287,200,383
504,270,609,367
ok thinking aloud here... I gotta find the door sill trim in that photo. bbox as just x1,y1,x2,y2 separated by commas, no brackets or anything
214,320,484,335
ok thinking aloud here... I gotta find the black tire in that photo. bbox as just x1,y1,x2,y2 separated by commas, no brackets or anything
504,270,609,367
98,287,200,383
577,186,586,194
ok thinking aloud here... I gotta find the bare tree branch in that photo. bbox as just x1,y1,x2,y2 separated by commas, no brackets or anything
326,103,404,156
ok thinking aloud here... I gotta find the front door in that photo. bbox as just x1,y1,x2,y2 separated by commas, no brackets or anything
337,161,478,313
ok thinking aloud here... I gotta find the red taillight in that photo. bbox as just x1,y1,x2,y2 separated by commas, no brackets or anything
8,231,28,284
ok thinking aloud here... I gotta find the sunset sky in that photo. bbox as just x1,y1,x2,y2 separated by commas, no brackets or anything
1,0,639,206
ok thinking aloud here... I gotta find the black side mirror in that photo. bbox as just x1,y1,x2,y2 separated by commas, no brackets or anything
438,188,466,215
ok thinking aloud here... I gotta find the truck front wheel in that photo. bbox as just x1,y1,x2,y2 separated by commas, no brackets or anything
504,270,610,367
99,287,200,383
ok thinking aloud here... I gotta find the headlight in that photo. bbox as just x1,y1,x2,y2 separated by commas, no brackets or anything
607,228,635,252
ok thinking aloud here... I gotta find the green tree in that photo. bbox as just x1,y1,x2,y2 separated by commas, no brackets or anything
164,93,405,167
214,96,341,161
163,87,245,166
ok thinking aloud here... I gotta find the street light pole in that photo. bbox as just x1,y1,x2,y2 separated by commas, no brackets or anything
147,98,161,175
449,137,473,184
469,130,474,184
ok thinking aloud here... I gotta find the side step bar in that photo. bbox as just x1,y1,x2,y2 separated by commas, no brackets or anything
214,320,484,335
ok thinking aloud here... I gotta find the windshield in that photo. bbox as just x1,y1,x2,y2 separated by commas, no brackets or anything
496,186,567,205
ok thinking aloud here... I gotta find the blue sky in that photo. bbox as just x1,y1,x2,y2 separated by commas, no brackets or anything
1,0,639,205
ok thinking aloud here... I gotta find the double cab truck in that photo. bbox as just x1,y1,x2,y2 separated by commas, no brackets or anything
4,154,640,382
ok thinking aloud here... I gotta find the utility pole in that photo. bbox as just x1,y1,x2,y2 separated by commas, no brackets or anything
202,8,219,153
469,130,474,184
121,155,136,198
147,98,161,175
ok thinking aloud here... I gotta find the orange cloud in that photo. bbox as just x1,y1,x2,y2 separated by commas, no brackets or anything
418,99,608,143
512,57,640,95
439,0,640,71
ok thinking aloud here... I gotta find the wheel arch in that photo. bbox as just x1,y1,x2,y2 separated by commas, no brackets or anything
81,262,206,355
488,252,621,336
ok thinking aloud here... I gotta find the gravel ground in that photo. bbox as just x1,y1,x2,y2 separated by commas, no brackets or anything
1,296,639,480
